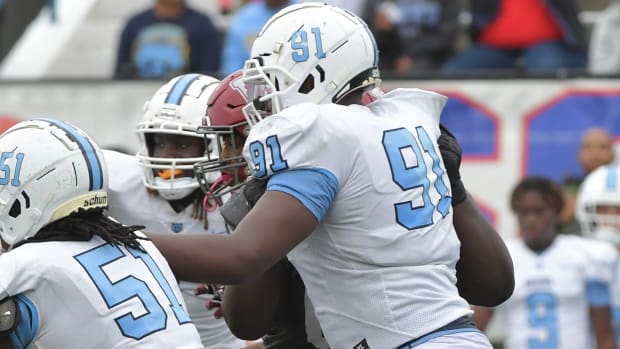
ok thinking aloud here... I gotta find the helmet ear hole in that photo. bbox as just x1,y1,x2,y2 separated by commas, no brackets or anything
298,75,315,94
9,199,21,218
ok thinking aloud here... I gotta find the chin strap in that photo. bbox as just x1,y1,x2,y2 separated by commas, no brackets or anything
203,173,234,212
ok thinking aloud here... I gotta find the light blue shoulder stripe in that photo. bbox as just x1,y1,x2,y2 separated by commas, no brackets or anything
267,168,338,221
10,295,39,349
586,280,611,306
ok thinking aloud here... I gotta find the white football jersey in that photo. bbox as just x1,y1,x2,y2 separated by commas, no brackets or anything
103,150,245,349
609,251,620,346
500,235,617,349
243,88,473,348
0,236,203,349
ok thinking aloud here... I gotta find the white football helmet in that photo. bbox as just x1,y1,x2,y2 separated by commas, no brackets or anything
242,2,381,125
576,164,620,245
0,119,108,247
136,73,220,200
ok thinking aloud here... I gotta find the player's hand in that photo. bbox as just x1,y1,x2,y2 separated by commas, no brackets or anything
220,177,268,230
195,284,225,319
438,124,467,205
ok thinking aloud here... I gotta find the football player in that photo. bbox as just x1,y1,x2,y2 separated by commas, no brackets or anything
0,119,203,348
103,73,249,348
474,176,617,349
150,3,513,348
194,69,329,349
577,164,620,347
195,69,514,348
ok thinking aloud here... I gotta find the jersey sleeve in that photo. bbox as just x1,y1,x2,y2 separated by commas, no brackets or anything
0,249,44,299
243,103,356,221
580,238,618,306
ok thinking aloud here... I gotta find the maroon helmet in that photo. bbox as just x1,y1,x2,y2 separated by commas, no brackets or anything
195,70,251,205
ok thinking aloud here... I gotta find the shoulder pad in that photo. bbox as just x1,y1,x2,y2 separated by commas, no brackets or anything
0,297,19,333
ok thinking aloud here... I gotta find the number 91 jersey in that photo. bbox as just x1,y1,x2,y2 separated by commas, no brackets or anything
243,88,472,348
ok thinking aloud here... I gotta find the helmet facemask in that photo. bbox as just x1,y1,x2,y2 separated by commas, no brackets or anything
576,165,620,246
136,74,220,201
195,123,249,208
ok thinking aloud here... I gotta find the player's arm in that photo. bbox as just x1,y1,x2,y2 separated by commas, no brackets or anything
590,305,617,349
438,124,514,306
0,334,14,349
471,305,494,332
222,261,286,339
149,189,318,284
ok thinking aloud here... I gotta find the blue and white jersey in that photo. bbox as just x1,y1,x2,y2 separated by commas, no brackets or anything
0,235,203,349
103,150,245,349
500,235,617,349
609,251,620,347
243,88,473,348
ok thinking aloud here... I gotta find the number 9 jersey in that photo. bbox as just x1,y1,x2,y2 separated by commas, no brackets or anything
499,235,617,349
242,88,473,348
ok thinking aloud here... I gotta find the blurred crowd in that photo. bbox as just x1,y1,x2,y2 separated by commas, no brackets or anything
113,0,620,81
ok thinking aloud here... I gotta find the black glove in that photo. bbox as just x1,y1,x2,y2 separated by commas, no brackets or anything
438,124,467,206
219,177,268,231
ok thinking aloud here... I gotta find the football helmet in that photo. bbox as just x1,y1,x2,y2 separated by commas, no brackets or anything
0,119,108,247
136,73,220,200
242,2,381,125
195,70,251,204
576,164,620,245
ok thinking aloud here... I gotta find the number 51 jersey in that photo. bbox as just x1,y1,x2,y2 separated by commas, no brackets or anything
243,88,472,348
0,235,203,349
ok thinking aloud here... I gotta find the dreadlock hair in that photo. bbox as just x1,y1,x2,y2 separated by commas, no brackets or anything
15,207,148,251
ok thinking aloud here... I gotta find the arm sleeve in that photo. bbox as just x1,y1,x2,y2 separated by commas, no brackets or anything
267,168,338,222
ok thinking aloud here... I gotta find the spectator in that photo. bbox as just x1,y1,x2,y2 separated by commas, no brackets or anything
220,0,290,76
301,0,371,17
473,176,617,349
115,0,221,80
588,0,620,75
442,0,588,74
372,0,460,73
560,127,616,235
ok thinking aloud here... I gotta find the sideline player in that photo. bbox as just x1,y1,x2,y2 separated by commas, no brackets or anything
577,164,620,347
474,177,617,349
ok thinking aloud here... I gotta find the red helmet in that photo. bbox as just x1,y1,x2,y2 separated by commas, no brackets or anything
195,70,250,204
205,69,250,137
